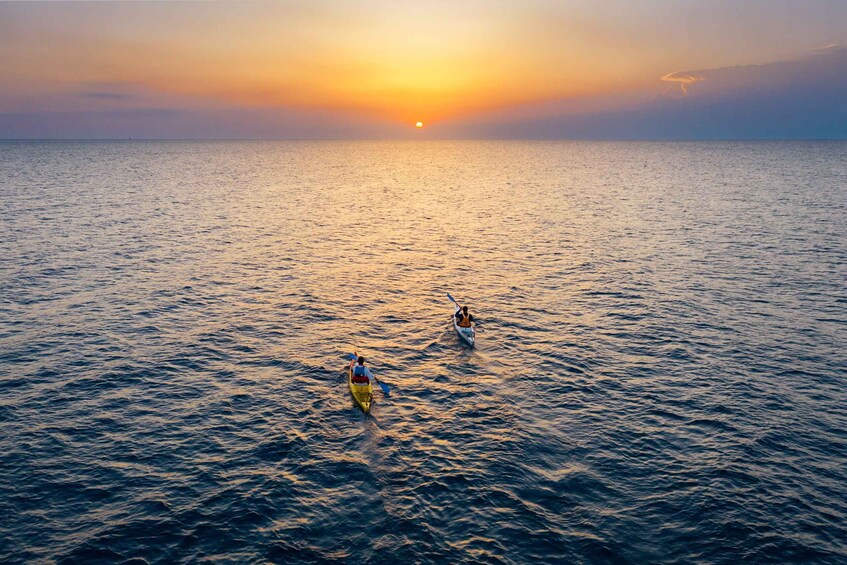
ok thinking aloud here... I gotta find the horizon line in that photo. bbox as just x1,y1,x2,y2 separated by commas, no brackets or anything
2,137,846,143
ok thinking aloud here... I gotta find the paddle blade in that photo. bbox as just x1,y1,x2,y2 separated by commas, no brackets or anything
348,353,357,360
377,381,391,395
447,293,457,304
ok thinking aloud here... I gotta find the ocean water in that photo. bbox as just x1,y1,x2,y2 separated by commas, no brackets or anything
1,140,845,563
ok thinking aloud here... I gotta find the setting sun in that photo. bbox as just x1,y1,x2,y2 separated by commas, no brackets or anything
415,121,424,128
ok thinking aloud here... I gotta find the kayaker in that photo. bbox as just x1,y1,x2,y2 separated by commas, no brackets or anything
351,356,373,384
455,305,475,328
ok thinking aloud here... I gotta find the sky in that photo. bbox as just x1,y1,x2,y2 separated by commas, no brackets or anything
1,0,846,139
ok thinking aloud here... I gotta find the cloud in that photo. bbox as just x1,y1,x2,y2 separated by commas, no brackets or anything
657,44,846,100
440,45,847,139
811,43,840,53
661,72,705,96
78,91,132,101
0,106,405,140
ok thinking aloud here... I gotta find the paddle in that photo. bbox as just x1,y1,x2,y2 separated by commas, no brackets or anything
349,352,390,395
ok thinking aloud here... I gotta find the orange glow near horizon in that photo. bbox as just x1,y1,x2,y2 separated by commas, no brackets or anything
0,2,693,123
1,1,845,137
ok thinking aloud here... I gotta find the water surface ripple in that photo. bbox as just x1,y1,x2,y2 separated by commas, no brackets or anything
1,141,846,563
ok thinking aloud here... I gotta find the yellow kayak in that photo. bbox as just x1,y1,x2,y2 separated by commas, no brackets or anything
348,363,373,413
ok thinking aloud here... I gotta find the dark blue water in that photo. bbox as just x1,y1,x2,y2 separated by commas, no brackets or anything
1,141,845,563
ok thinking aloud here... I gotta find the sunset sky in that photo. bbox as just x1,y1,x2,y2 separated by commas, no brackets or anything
2,0,846,139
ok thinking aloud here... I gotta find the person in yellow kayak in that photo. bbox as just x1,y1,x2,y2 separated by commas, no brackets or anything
455,305,475,328
350,356,374,385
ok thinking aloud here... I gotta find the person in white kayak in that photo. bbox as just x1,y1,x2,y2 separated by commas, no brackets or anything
455,306,475,328
350,356,374,385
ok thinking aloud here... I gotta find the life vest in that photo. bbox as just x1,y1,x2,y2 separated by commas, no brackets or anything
458,312,472,328
352,365,369,384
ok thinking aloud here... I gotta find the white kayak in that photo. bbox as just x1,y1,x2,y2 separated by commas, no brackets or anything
453,304,476,347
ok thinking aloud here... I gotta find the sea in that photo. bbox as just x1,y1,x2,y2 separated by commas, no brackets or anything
1,140,845,563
